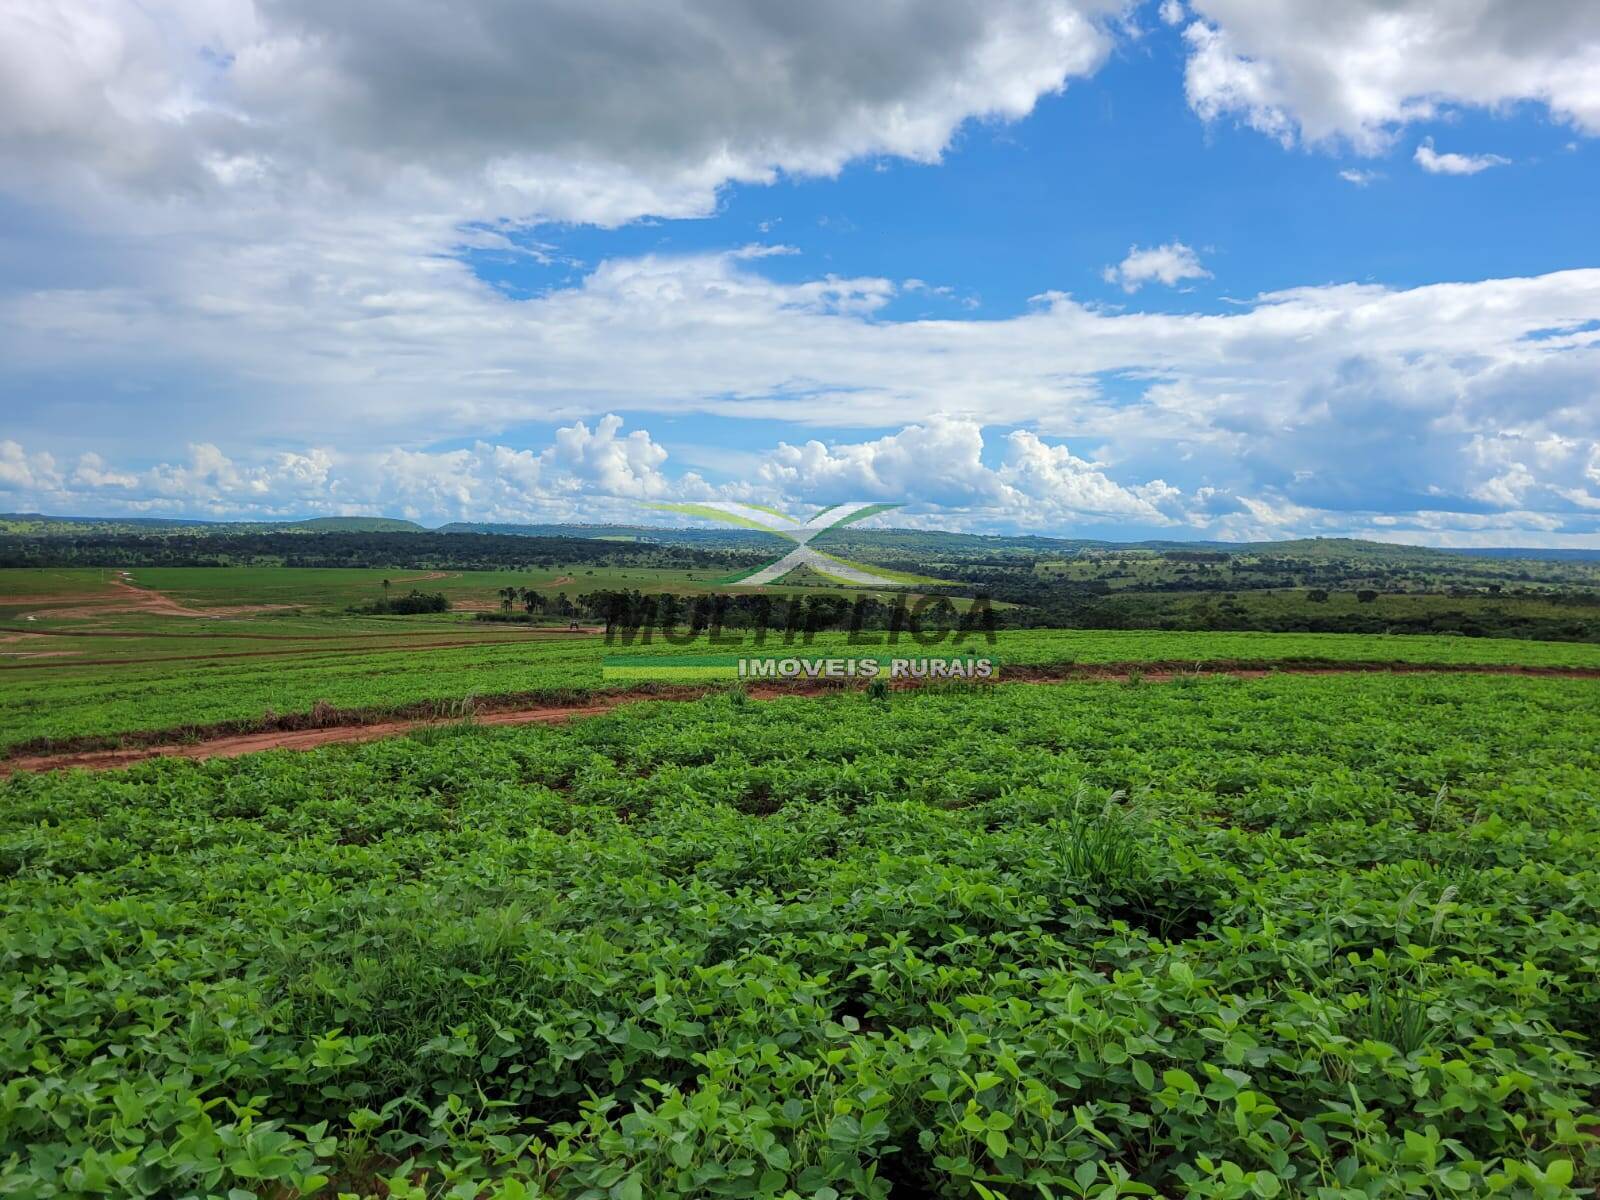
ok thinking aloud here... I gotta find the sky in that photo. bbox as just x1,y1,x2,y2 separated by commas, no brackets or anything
2,1,1599,545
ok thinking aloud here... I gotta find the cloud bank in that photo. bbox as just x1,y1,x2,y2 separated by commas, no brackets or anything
5,245,1600,541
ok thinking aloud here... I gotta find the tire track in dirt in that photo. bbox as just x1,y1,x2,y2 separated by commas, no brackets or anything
4,659,1596,775
0,625,547,642
21,579,293,621
0,592,120,605
0,628,604,670
0,704,620,772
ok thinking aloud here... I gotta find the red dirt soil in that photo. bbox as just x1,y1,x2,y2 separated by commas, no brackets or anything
1,703,619,773
4,660,1596,776
0,628,606,671
0,591,121,605
0,625,547,642
21,579,293,621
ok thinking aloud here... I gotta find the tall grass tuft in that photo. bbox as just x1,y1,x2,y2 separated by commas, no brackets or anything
1357,972,1435,1054
1054,787,1149,899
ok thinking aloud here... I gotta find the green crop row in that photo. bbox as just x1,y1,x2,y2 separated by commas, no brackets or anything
6,626,1600,754
2,673,1597,1197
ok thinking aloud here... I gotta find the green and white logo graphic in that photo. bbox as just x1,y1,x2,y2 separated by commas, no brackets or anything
650,501,922,587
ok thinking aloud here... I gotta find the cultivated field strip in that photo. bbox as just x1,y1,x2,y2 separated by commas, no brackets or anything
3,659,1600,774
5,626,1600,758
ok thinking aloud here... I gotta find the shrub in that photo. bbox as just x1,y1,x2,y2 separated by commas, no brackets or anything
350,589,451,615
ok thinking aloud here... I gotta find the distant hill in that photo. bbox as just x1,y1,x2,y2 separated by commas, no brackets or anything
437,521,776,546
816,530,1481,563
287,517,426,533
0,513,217,534
0,513,424,536
1202,537,1456,561
1449,547,1600,562
4,513,1598,563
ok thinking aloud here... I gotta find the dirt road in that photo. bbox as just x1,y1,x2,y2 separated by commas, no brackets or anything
4,659,1595,775
2,703,619,773
19,579,291,621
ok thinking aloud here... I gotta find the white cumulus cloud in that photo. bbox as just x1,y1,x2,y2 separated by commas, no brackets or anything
1180,1,1600,151
1102,242,1211,292
1413,138,1510,175
0,441,62,493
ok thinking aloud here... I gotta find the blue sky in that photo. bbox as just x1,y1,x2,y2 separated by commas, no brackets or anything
3,1,1600,544
474,38,1597,318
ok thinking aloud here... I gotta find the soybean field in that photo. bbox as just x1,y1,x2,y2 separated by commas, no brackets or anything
3,675,1599,1197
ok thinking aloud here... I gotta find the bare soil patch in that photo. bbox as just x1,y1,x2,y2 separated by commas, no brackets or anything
4,703,619,773
0,591,119,606
21,579,293,622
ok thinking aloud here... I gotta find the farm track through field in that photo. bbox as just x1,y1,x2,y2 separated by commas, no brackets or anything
0,628,605,670
0,624,551,642
14,579,295,622
5,657,1597,775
